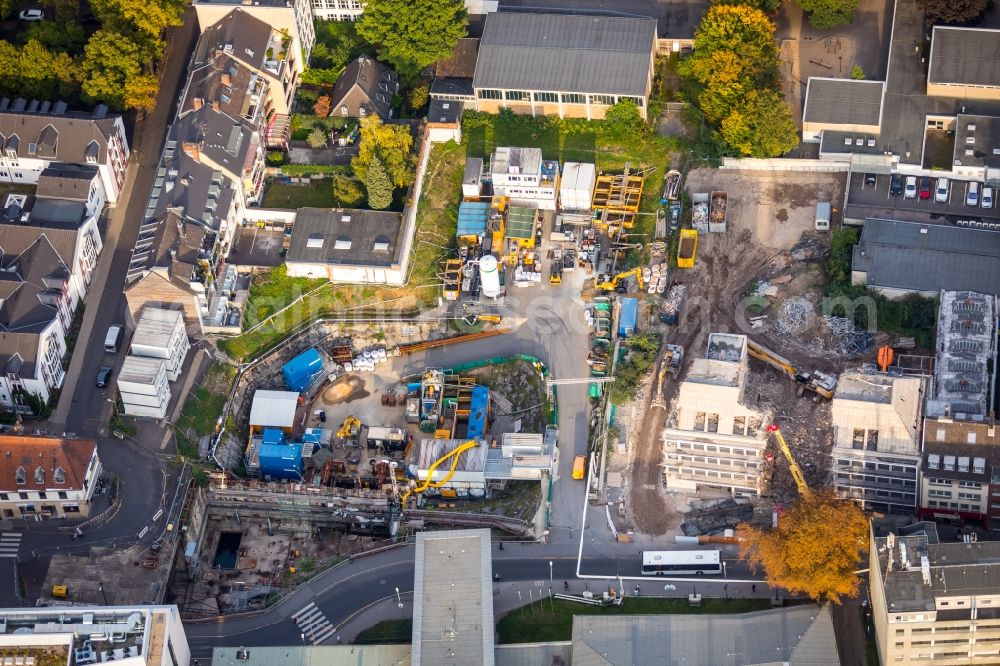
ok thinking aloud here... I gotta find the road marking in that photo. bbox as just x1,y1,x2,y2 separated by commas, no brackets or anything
290,602,335,645
290,602,316,621
0,533,20,558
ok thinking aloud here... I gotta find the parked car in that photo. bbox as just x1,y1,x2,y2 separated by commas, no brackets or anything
18,9,43,19
904,176,918,199
96,366,112,388
889,173,903,196
935,177,949,203
982,187,994,209
918,177,931,200
864,173,877,186
967,181,981,207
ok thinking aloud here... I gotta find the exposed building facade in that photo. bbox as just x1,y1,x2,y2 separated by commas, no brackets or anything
662,334,768,498
0,435,101,518
831,372,924,514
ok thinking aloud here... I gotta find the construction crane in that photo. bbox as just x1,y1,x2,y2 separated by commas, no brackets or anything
766,424,812,499
746,339,837,399
399,439,479,505
593,267,644,293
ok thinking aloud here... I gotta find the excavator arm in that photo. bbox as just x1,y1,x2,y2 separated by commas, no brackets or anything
766,424,812,499
400,439,479,505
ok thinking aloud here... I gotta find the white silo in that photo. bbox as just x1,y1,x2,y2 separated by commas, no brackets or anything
479,254,502,299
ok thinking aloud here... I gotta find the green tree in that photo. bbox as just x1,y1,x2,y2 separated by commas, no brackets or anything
20,21,87,52
711,0,782,14
41,0,82,22
351,115,414,188
850,65,864,80
306,127,328,149
332,174,364,206
797,0,859,29
601,99,649,138
720,89,799,157
0,0,15,19
824,227,859,286
365,155,394,210
920,0,987,23
81,30,145,109
408,82,430,112
357,0,466,80
311,20,367,70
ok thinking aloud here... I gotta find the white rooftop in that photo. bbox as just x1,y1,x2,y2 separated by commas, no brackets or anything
118,356,165,385
132,307,185,348
248,390,299,428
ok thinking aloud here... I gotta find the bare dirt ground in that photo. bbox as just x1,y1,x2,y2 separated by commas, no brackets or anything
626,169,845,535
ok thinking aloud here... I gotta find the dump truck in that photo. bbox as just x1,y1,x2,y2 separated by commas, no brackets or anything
709,191,727,233
659,283,687,325
677,229,698,268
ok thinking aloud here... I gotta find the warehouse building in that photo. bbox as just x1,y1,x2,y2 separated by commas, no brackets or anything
927,26,1000,102
801,77,885,142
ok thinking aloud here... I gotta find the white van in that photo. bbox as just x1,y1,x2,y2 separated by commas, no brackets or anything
104,325,124,353
967,181,981,207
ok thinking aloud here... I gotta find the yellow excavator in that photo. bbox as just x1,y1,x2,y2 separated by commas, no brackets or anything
766,424,812,499
593,267,644,293
337,416,361,440
399,439,479,505
746,339,837,399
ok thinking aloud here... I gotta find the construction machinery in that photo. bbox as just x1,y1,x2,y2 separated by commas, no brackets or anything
677,229,698,268
746,339,837,399
399,439,479,505
593,267,644,293
766,424,812,499
441,259,462,301
337,416,361,441
550,248,563,285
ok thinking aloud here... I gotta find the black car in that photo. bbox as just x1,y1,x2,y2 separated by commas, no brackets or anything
864,173,877,186
889,173,903,196
96,366,112,388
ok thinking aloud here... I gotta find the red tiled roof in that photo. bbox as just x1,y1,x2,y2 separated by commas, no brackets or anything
0,435,96,491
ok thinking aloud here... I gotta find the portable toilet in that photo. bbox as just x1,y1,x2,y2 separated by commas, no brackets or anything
815,202,831,231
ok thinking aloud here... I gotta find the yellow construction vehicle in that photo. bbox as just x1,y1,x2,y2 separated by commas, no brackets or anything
746,339,837,399
400,440,478,505
766,424,812,499
337,416,361,440
593,267,644,293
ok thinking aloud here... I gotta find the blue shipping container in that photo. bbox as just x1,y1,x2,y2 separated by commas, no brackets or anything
466,385,489,440
619,298,638,338
261,428,286,446
282,347,324,392
259,443,303,480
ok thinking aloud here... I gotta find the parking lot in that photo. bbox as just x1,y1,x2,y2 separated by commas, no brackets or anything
843,171,1000,226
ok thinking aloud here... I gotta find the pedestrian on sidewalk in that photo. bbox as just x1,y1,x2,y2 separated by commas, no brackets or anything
336,635,342,644
752,584,757,593
498,542,504,550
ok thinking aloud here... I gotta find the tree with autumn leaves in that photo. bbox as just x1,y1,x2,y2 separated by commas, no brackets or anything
681,4,799,158
739,491,869,603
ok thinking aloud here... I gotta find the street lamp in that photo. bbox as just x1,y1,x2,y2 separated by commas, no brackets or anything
549,560,553,583
98,583,108,606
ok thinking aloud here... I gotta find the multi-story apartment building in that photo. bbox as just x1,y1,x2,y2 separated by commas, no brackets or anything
0,102,128,202
870,522,1000,665
919,416,1000,526
662,334,768,497
311,0,361,21
831,372,925,515
0,435,101,518
0,604,189,665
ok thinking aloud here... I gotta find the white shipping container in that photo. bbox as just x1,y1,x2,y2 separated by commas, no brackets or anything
560,162,596,211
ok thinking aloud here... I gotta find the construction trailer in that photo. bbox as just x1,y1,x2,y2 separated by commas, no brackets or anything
561,162,597,211
282,347,325,393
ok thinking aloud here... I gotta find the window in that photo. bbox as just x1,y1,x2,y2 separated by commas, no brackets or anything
867,430,879,451
561,93,585,104
853,429,866,449
53,467,64,484
945,456,956,471
15,466,25,485
590,94,614,105
533,92,558,103
57,491,67,500
478,89,502,100
34,467,44,484
505,90,529,102
733,415,746,436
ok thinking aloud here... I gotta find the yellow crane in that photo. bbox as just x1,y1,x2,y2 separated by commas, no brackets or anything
400,439,479,505
593,267,644,293
766,424,812,499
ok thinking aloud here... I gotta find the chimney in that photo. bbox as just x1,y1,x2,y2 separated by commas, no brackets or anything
182,142,200,162
193,98,204,111
221,73,232,86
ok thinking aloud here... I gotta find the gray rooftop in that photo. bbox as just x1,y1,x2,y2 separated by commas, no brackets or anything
804,77,884,127
952,113,1000,170
212,646,411,665
36,164,100,202
928,26,1000,87
0,105,122,165
473,13,657,96
852,218,1000,296
930,290,995,418
285,208,404,269
835,372,894,404
412,529,494,666
570,606,840,665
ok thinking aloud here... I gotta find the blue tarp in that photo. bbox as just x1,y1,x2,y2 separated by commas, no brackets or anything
457,201,489,238
466,385,489,440
259,442,303,480
619,298,638,337
283,347,324,392
301,428,325,445
261,428,286,446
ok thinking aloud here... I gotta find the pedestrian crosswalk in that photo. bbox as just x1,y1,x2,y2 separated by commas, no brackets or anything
291,602,336,645
0,533,20,559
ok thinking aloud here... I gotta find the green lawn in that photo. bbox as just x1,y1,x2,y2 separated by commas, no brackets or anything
241,264,327,329
353,619,412,644
261,180,338,209
173,364,236,458
497,597,778,644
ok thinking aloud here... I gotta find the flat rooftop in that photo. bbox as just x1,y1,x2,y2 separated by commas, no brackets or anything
491,146,542,176
132,307,184,348
804,78,884,127
285,208,404,269
835,372,895,404
412,529,494,666
928,26,1000,87
952,113,1000,170
929,290,996,418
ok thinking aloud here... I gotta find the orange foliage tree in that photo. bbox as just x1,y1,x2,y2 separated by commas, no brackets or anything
738,491,869,603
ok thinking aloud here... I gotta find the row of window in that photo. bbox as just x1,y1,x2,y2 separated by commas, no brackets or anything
836,472,917,489
476,90,644,107
673,441,759,458
311,0,361,8
926,500,979,511
672,454,760,470
665,466,755,483
1,490,72,501
837,459,916,474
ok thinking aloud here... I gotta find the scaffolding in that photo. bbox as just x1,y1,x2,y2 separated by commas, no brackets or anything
928,290,998,418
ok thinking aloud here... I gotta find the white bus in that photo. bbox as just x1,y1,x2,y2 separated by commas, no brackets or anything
641,549,723,576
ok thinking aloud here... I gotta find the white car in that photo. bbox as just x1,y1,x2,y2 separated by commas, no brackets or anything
967,181,981,207
935,178,949,203
983,187,994,209
904,176,917,199
18,9,43,20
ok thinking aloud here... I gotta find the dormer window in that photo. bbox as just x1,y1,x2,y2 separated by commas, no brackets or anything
15,466,25,485
34,467,44,484
53,467,65,483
